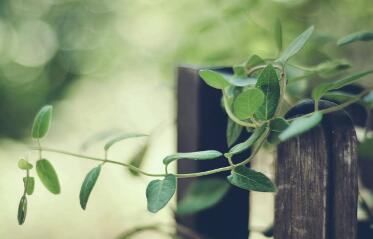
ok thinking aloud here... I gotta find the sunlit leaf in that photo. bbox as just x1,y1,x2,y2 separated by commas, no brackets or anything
227,123,268,156
277,26,314,63
268,117,289,144
104,133,147,151
176,178,230,215
146,174,177,213
163,150,222,165
199,70,230,89
233,88,265,120
23,177,35,196
17,195,27,225
31,105,53,139
226,118,243,148
227,166,276,192
36,159,61,194
274,19,283,52
18,159,33,170
312,70,373,102
338,31,373,46
80,165,101,210
279,112,323,142
255,64,280,120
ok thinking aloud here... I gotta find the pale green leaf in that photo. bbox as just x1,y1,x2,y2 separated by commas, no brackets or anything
233,88,265,120
338,31,373,46
18,195,27,225
255,64,280,120
163,150,222,165
199,70,230,89
226,118,243,148
23,177,35,196
277,26,314,63
227,166,276,192
36,159,61,194
323,91,358,103
176,178,230,215
279,112,323,142
31,105,53,139
245,55,265,69
80,166,101,210
146,174,177,213
274,19,283,52
104,133,147,151
18,159,33,170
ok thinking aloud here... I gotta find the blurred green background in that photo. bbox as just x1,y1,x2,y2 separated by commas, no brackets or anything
0,0,372,238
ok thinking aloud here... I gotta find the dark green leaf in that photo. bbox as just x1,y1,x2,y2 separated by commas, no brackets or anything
128,143,149,176
358,138,373,158
104,133,147,151
279,112,323,142
268,117,289,144
226,118,243,148
227,123,268,156
18,159,33,170
23,177,35,196
255,64,280,120
31,105,53,139
277,26,314,63
233,65,246,78
199,70,230,89
18,195,27,225
227,166,276,192
233,88,265,120
36,159,61,194
146,174,177,213
163,150,222,165
338,31,373,46
312,70,373,102
274,19,283,52
176,178,230,215
80,166,101,210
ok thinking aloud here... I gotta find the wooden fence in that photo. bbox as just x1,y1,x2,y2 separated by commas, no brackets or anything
176,66,360,239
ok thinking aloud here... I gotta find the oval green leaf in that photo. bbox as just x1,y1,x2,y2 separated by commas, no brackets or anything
23,177,35,196
255,64,280,120
163,150,222,165
36,159,61,194
104,133,147,151
338,31,373,46
177,178,230,215
18,195,27,225
233,88,265,120
226,118,243,148
279,112,323,142
31,105,53,139
277,26,314,63
199,70,231,89
268,117,290,144
80,165,101,210
227,166,276,192
18,159,33,170
146,174,177,213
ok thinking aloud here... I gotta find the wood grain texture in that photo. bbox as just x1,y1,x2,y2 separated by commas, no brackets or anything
275,100,357,239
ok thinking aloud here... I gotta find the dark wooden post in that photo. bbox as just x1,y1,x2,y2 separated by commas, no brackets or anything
176,66,250,239
275,100,358,239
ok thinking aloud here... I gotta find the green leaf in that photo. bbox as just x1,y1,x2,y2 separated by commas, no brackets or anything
312,59,350,76
279,112,323,142
338,31,373,46
31,105,53,139
128,143,149,176
323,91,358,103
277,26,314,63
163,150,222,165
227,166,276,192
104,133,147,151
199,70,231,89
226,118,243,148
233,88,265,120
18,195,27,225
176,178,230,215
23,177,35,196
18,159,33,170
255,64,280,120
36,159,61,194
227,76,258,87
80,165,101,210
268,117,290,144
312,70,373,102
233,65,246,78
227,123,268,156
146,174,177,213
245,55,265,69
274,19,283,52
